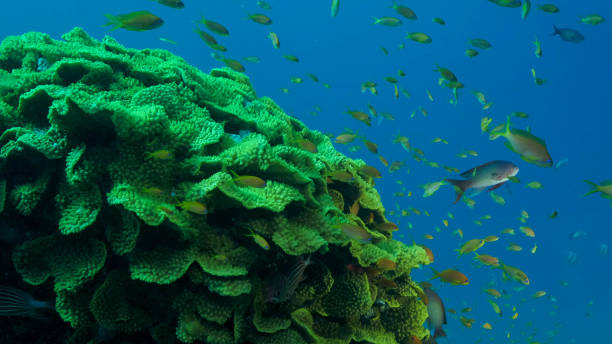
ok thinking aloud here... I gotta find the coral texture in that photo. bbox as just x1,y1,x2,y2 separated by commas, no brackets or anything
0,28,431,343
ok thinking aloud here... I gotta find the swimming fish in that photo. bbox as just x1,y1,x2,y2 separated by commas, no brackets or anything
266,256,312,303
231,172,267,188
581,14,605,25
583,180,612,202
198,16,229,36
331,0,340,17
0,286,54,319
424,288,447,340
104,11,164,31
374,17,402,26
445,160,519,204
248,13,272,25
431,268,469,285
552,26,584,43
391,3,417,20
533,37,543,58
456,238,485,256
469,38,492,49
521,0,531,19
493,117,553,167
488,0,521,8
408,32,432,44
153,0,184,8
500,263,530,285
246,229,270,250
177,200,207,215
538,4,560,13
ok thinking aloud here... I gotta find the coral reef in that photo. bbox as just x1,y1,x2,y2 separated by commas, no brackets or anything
0,28,432,343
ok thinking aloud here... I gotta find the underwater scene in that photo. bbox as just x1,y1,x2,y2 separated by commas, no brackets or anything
0,0,610,343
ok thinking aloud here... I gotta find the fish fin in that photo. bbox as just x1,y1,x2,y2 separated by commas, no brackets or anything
552,25,560,36
582,180,599,197
459,161,497,178
445,179,470,204
488,182,505,192
434,328,447,339
229,170,240,178
429,267,439,280
103,14,121,31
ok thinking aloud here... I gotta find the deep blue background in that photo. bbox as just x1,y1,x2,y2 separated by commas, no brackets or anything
1,1,611,343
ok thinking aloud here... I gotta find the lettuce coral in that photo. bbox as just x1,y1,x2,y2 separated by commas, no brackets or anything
0,28,431,344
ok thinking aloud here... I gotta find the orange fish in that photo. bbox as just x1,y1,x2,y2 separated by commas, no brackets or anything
431,268,469,285
376,258,396,270
474,253,500,267
359,165,382,179
376,222,399,233
483,288,501,298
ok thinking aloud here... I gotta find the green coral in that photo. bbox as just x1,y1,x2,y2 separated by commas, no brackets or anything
321,271,374,318
12,234,106,291
0,28,431,344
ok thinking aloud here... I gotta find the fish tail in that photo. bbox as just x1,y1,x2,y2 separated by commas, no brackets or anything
428,267,439,280
103,14,122,31
445,179,470,204
434,328,447,338
582,180,599,197
552,25,560,36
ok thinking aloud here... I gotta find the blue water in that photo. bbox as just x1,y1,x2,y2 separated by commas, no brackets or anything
2,1,611,343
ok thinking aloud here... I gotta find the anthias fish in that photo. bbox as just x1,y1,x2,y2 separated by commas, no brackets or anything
446,160,519,203
104,11,164,31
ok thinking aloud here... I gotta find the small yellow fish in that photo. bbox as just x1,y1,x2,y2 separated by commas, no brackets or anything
526,181,543,189
146,149,173,160
483,288,501,298
520,226,535,237
507,243,522,251
488,300,502,316
248,13,272,25
512,312,518,320
457,238,485,256
178,200,207,214
246,229,270,250
232,173,267,188
502,228,515,235
483,323,493,330
484,235,498,242
268,32,280,48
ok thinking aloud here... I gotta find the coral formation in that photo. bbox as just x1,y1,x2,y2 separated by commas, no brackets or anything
0,28,432,343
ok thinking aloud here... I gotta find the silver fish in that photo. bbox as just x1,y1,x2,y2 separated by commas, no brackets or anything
445,160,519,203
424,287,447,339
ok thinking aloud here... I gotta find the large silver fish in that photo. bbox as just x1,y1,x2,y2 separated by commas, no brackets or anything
424,287,447,340
446,160,518,203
